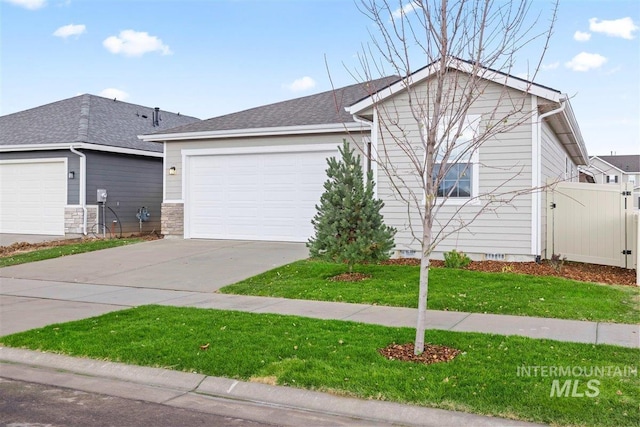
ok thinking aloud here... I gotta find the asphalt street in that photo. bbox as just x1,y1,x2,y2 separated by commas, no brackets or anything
0,378,274,427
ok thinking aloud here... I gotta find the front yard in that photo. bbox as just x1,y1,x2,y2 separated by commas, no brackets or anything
220,260,640,324
1,305,637,427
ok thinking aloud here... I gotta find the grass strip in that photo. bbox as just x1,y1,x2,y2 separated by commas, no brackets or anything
0,238,144,267
220,260,640,324
1,305,637,427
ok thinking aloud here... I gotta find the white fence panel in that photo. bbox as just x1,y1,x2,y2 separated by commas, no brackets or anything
547,182,636,269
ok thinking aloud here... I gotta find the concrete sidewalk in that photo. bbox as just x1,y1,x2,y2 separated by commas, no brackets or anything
1,278,638,347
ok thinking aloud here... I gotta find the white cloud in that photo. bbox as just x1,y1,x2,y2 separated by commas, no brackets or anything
573,31,591,42
541,62,560,71
103,30,172,57
589,17,638,40
392,1,419,19
53,24,86,38
565,52,607,72
283,76,316,92
4,0,46,9
99,88,129,101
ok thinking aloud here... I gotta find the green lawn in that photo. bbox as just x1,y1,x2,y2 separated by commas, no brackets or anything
0,238,144,267
1,305,637,427
220,260,640,324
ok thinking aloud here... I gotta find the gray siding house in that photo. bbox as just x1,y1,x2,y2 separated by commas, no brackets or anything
0,94,199,236
584,155,640,208
144,59,587,262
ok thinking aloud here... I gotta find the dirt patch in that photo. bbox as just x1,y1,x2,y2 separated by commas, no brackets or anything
378,342,461,365
0,234,162,258
379,258,636,287
329,272,372,282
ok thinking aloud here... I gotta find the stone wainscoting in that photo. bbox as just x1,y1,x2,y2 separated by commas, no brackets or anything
64,206,98,235
161,202,184,237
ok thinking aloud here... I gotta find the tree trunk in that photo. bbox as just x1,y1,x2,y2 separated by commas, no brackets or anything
414,210,433,355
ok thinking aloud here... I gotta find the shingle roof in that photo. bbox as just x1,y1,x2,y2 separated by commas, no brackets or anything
595,155,640,173
155,76,399,135
0,94,200,153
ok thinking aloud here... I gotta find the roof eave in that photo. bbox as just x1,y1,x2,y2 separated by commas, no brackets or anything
0,143,163,158
589,156,630,174
347,58,562,115
140,122,369,142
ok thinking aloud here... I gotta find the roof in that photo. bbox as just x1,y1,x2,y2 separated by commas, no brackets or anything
348,57,563,114
592,155,640,173
149,76,399,136
0,94,200,153
347,56,588,165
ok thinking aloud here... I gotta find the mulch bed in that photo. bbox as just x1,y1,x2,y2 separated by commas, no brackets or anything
380,258,637,287
329,272,372,282
0,234,162,258
379,342,461,365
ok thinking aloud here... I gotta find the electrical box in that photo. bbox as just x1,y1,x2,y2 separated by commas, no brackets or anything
97,189,107,203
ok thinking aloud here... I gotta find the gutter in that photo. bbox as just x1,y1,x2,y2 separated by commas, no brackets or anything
139,122,367,142
0,143,163,158
69,146,87,235
533,96,567,259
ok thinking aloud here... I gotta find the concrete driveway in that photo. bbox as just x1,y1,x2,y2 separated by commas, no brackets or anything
0,239,308,335
0,239,308,293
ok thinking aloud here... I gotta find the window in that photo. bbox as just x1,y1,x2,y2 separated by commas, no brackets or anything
433,163,471,197
606,175,618,184
429,115,480,199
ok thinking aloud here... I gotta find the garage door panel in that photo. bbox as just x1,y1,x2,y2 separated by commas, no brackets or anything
187,148,337,242
0,161,66,235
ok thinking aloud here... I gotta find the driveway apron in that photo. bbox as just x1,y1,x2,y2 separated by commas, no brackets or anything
0,239,308,292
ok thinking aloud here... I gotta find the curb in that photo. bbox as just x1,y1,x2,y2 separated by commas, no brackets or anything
0,347,543,427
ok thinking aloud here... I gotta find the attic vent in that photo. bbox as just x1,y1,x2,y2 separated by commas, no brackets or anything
152,107,161,127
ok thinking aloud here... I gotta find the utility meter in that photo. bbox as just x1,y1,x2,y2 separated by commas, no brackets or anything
97,189,107,203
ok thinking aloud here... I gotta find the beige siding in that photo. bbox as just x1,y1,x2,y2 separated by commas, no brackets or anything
375,74,534,259
164,132,366,201
539,121,578,258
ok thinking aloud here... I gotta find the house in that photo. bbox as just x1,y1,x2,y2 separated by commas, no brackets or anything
0,94,199,237
584,155,639,208
143,58,587,262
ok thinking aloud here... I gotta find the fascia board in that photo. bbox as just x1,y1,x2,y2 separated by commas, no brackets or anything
139,122,367,142
348,59,562,115
0,143,163,158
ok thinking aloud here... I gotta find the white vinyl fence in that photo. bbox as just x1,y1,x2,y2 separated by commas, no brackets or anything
546,182,638,278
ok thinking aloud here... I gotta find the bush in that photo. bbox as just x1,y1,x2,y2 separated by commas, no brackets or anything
443,250,471,269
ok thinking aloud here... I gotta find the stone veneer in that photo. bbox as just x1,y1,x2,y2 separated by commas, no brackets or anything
64,206,98,234
161,202,184,237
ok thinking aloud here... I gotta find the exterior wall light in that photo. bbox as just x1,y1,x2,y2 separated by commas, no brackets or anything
68,171,75,179
169,166,176,175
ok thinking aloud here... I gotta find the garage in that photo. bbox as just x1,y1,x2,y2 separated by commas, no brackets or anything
0,159,66,235
185,145,338,242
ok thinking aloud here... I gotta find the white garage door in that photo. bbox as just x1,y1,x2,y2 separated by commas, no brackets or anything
186,145,338,242
0,160,66,235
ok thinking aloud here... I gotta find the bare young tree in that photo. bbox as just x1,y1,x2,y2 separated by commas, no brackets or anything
353,0,559,354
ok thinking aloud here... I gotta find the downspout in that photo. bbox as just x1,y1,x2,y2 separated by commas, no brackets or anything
535,95,567,259
69,145,87,235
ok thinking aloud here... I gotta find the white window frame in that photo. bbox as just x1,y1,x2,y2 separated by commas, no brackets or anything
423,115,481,206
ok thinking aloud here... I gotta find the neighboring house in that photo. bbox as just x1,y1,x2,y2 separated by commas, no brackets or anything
0,94,199,236
584,155,640,208
143,59,587,262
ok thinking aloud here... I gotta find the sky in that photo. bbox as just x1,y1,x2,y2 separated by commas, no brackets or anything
1,0,638,156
